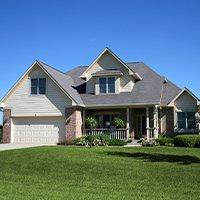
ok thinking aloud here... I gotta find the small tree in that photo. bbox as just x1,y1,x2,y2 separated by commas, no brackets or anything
113,116,126,128
0,124,2,143
85,116,98,129
196,105,200,131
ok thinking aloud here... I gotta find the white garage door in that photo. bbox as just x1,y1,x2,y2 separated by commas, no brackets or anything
12,117,66,144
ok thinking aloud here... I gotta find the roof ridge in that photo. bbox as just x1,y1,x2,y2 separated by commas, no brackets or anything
37,60,77,83
125,61,142,64
37,60,68,76
65,65,88,74
37,60,84,105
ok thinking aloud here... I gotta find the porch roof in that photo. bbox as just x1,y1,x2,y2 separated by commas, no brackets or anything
91,69,123,77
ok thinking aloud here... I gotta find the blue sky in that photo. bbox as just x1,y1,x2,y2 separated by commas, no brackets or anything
0,0,200,123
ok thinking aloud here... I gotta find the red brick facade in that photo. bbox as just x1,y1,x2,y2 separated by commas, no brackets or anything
65,107,82,142
159,107,174,136
2,109,11,143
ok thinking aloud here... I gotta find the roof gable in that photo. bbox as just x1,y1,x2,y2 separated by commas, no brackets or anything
1,61,84,106
169,87,200,105
80,48,141,80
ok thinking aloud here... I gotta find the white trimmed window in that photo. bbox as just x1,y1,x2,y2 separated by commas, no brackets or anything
95,114,119,128
99,77,115,94
31,78,46,95
177,112,196,129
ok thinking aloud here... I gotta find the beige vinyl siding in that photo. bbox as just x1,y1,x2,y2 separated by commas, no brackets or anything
3,65,72,116
171,91,198,130
173,91,198,112
86,51,134,94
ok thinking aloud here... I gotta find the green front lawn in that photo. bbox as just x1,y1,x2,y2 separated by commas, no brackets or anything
0,146,199,199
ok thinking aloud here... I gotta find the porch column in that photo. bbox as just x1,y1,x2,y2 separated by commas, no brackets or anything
154,106,159,139
146,107,150,140
126,107,130,140
160,107,163,134
82,108,85,136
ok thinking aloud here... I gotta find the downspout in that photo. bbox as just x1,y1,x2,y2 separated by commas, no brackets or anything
158,78,166,134
0,107,3,143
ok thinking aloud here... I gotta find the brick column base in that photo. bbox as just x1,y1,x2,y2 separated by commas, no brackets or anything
65,107,82,142
159,107,174,136
2,109,11,143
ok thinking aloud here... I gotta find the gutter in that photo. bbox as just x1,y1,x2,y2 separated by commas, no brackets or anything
85,102,160,108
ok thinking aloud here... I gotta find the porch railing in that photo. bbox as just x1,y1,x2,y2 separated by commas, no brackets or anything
84,128,128,140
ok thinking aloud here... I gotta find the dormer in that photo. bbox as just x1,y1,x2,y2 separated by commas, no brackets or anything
80,48,141,95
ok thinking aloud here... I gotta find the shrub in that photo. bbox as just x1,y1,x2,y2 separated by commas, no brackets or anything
85,116,98,129
85,135,100,143
113,116,125,128
156,136,174,146
174,135,200,148
194,137,200,148
73,134,111,147
73,137,87,146
140,138,156,147
99,134,110,146
108,139,126,146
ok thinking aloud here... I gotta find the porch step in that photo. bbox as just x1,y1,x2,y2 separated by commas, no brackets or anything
125,140,142,147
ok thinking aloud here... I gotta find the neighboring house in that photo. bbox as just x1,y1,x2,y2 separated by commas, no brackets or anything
0,48,199,144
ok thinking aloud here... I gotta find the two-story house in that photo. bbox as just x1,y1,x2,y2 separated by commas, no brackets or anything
1,48,199,144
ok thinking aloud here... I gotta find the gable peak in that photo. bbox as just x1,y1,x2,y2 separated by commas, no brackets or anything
80,47,141,80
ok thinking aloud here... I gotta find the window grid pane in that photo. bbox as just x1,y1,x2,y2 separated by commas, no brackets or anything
39,78,46,94
177,112,186,129
108,77,115,93
99,78,107,93
31,79,38,94
187,112,196,129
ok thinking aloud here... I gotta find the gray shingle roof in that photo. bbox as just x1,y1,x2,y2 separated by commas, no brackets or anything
37,61,84,105
66,62,182,106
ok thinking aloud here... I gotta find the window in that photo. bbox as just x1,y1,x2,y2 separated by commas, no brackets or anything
95,114,119,128
31,78,46,95
177,112,196,129
99,77,115,94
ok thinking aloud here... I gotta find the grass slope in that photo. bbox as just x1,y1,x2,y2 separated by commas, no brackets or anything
0,146,199,200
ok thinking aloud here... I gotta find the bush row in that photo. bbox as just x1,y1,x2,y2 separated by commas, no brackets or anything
155,137,174,146
74,135,127,146
58,134,127,146
174,135,200,148
155,134,200,148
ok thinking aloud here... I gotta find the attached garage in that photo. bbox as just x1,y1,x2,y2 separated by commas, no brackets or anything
12,117,66,144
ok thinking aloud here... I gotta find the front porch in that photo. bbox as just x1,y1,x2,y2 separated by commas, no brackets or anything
83,106,159,141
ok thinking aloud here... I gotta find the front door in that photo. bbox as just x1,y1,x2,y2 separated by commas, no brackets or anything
137,115,147,138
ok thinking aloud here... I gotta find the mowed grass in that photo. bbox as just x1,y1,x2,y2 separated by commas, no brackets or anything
0,146,200,200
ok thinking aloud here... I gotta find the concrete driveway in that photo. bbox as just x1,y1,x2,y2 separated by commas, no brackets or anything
0,143,46,151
